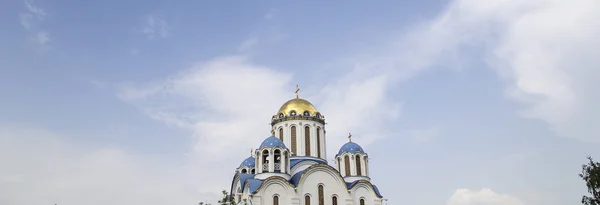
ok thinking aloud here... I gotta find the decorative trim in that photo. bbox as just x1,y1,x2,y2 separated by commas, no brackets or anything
252,176,295,194
271,116,325,126
346,180,383,198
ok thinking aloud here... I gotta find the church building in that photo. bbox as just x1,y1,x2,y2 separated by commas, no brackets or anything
228,86,384,205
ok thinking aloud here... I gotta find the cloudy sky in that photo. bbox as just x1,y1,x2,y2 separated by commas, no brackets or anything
1,0,599,204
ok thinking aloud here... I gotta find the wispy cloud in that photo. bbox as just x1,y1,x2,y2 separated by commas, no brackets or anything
36,31,50,45
447,188,525,205
141,15,170,39
19,0,51,47
364,0,600,143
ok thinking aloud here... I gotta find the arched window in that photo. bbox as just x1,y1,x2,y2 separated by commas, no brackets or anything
303,111,310,116
273,195,279,205
360,198,365,205
274,149,281,172
279,127,284,141
318,185,324,205
338,157,341,171
279,113,284,118
356,155,362,175
290,110,297,116
305,195,311,205
344,156,351,176
262,150,269,172
241,169,247,174
316,127,321,158
332,196,338,205
251,168,255,174
305,126,311,155
316,112,321,118
291,126,297,156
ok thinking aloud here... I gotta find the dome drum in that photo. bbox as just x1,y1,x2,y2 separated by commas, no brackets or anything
270,115,325,126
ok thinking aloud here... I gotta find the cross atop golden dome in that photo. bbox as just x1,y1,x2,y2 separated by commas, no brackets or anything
275,85,320,116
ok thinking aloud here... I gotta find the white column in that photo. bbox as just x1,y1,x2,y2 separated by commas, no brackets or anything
269,150,274,172
300,125,305,156
365,158,369,177
257,152,262,174
350,154,356,176
281,153,286,174
340,157,344,175
322,127,327,160
311,125,316,157
361,156,367,176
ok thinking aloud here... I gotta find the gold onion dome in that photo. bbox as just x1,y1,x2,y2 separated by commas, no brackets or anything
277,98,319,116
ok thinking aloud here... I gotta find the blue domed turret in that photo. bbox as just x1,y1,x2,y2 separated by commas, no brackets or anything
238,156,255,169
337,141,365,156
258,136,287,150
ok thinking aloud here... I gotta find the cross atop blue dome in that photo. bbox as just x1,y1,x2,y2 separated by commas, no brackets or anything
337,141,365,156
258,136,287,150
238,156,255,168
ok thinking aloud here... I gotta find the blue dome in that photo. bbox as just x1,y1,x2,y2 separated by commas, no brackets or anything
238,156,255,168
337,142,365,156
258,136,287,149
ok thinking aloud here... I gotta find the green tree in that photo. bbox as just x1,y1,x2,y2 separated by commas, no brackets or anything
217,189,235,205
580,156,600,205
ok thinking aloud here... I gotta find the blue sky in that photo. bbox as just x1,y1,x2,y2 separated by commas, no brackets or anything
1,0,599,204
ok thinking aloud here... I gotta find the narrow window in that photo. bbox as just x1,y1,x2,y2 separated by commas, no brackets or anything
356,155,362,175
283,152,288,172
332,196,338,205
318,185,324,205
316,127,321,158
303,111,310,116
263,150,269,171
251,168,255,174
279,127,284,141
274,149,281,172
241,169,247,174
360,199,365,205
305,195,311,205
344,156,351,176
305,126,311,156
291,126,297,156
273,195,279,205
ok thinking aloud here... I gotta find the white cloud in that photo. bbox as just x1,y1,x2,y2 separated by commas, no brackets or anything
142,15,170,39
0,125,222,205
264,9,278,20
388,0,600,142
405,126,441,143
36,31,50,45
118,53,402,162
447,188,525,205
19,0,51,47
119,56,293,157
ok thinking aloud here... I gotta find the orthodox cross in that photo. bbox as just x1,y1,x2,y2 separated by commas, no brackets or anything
348,133,352,142
295,85,300,99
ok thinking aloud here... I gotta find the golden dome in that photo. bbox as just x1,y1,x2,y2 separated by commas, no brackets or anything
276,98,319,116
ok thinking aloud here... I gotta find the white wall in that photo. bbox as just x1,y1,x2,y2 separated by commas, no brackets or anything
272,120,326,159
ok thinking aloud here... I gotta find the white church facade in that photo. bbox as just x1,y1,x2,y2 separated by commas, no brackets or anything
228,88,384,205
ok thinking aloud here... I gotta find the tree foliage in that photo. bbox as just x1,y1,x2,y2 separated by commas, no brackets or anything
580,156,600,205
198,189,235,205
